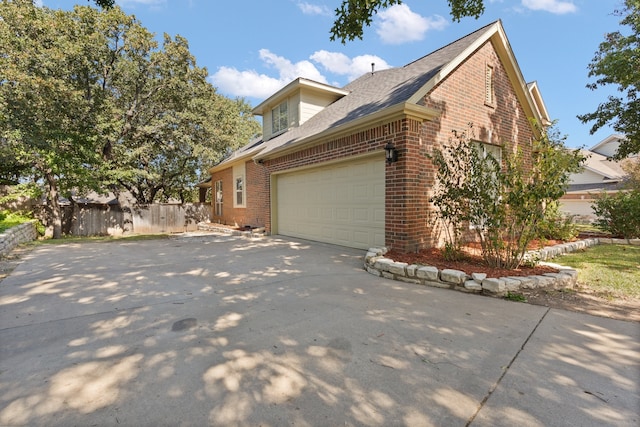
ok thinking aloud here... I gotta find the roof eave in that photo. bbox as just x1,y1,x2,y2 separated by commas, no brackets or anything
254,102,440,161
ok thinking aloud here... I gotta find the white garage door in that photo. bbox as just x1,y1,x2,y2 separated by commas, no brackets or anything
275,156,385,249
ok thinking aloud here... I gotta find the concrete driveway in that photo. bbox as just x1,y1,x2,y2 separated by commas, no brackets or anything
0,233,638,426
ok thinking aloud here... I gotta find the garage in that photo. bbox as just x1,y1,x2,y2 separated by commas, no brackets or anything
275,156,385,249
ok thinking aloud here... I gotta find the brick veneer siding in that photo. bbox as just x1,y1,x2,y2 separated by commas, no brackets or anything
213,39,537,252
210,160,270,228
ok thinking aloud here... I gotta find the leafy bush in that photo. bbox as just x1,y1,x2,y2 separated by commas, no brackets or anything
538,202,578,241
592,190,640,238
428,122,583,269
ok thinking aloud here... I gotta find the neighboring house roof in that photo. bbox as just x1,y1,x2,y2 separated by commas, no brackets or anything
589,133,626,156
210,20,548,171
565,135,630,194
565,181,627,194
579,149,627,181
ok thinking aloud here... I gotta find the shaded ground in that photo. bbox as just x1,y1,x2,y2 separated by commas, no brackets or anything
3,240,639,325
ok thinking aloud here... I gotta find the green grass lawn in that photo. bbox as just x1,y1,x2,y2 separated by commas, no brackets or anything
34,234,170,245
557,244,640,299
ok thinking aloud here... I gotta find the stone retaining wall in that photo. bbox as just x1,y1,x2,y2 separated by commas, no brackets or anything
0,222,37,258
364,238,613,296
197,222,265,238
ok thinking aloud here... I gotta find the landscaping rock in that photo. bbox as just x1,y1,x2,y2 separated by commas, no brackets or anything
464,280,483,291
440,269,467,285
388,261,408,276
416,266,439,281
406,264,418,278
374,258,393,272
482,278,506,294
472,272,487,282
500,277,522,292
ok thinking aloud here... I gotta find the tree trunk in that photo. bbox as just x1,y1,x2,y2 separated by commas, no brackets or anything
44,171,63,239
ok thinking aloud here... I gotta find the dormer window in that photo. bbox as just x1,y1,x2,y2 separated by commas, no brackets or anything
271,101,288,134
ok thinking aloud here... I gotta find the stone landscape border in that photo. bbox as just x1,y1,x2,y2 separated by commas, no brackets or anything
0,222,37,258
364,238,640,296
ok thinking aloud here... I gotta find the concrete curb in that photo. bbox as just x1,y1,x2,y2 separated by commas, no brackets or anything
363,238,616,297
0,221,38,258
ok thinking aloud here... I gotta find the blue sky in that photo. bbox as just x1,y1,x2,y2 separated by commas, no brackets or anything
44,0,625,149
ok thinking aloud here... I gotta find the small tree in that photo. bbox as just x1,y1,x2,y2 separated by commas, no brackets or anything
428,124,476,260
430,122,583,268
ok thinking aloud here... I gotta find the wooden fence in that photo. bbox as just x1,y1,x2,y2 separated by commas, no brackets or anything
61,203,211,236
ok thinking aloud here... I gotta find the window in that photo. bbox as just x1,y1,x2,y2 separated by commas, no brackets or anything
235,177,244,206
214,180,223,216
271,101,288,134
233,164,246,208
476,141,502,164
485,64,495,106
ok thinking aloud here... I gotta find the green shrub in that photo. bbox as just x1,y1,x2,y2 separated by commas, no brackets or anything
592,190,640,238
538,202,578,241
0,210,37,233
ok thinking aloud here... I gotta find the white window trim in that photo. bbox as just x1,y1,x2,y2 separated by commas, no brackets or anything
271,100,288,135
233,164,246,208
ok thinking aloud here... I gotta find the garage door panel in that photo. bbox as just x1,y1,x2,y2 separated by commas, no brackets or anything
276,157,384,249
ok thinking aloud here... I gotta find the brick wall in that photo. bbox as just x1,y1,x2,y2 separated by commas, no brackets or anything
210,160,270,229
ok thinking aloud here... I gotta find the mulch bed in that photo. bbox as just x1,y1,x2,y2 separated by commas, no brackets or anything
385,241,561,278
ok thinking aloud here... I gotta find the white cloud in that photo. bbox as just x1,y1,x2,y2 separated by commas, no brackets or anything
211,49,393,99
259,49,328,83
209,67,284,99
376,4,447,45
297,1,331,16
210,49,328,99
310,50,392,81
521,0,577,14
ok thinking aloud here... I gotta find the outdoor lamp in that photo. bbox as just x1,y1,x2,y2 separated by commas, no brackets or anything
385,142,398,164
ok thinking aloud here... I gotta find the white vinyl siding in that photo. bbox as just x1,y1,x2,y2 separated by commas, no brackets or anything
299,91,339,125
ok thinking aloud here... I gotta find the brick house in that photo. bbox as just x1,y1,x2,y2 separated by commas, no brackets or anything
208,20,550,252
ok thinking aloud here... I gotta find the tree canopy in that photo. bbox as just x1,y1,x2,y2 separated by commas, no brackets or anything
330,0,485,43
578,0,640,159
0,1,260,237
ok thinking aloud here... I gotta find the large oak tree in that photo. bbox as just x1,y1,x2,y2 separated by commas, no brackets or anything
0,1,259,237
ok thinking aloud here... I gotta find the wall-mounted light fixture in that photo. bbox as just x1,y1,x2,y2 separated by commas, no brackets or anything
384,142,398,165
